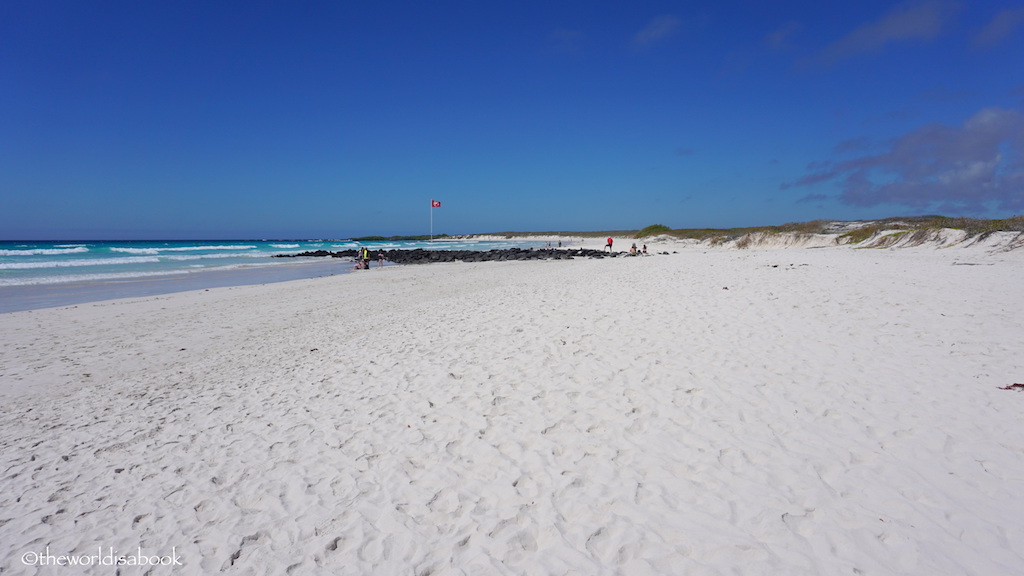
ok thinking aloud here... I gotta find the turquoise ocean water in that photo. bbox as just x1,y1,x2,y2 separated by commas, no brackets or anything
0,238,547,313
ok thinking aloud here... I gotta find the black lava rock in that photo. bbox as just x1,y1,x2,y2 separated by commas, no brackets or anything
275,247,620,263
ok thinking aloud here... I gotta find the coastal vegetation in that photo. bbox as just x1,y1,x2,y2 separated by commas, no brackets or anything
471,215,1024,244
834,216,1024,244
635,224,671,238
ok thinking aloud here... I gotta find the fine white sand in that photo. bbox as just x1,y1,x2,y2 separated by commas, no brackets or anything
2,245,1023,575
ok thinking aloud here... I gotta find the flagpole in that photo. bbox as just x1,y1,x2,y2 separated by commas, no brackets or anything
429,200,440,241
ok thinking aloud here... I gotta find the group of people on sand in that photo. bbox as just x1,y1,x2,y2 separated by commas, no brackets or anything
354,247,385,270
605,237,647,255
630,243,648,256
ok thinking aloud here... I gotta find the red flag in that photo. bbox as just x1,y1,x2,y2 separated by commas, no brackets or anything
431,200,441,207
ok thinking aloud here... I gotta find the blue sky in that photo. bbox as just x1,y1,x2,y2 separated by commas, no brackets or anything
2,1,1022,239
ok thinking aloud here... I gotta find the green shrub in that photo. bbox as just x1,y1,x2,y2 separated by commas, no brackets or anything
838,225,884,244
635,224,672,238
776,220,830,234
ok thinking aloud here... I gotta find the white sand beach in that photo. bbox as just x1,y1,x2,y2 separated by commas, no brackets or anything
2,243,1023,575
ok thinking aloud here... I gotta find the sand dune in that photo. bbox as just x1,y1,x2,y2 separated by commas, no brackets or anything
2,245,1023,575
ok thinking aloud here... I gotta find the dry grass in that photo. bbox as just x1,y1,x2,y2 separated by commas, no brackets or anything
474,216,1024,244
837,215,1024,245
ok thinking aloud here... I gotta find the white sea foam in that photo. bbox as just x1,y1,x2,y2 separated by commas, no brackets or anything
0,260,294,287
110,245,257,254
270,244,300,249
0,269,182,286
0,256,161,270
106,249,266,260
158,244,258,251
162,252,265,261
109,247,161,255
0,247,89,256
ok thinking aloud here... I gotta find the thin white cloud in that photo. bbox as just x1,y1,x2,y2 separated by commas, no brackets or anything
633,15,680,48
785,107,1024,212
818,0,960,64
833,137,872,154
548,28,585,54
766,21,801,50
973,6,1024,48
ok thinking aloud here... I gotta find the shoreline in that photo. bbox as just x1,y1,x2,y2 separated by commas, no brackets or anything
0,242,627,314
0,238,556,313
4,230,1021,314
5,222,1021,315
5,227,1022,315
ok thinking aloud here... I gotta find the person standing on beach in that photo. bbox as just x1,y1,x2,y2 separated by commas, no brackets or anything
377,251,385,268
605,237,613,252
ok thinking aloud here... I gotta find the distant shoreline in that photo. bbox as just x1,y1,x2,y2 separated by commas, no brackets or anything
4,217,1022,313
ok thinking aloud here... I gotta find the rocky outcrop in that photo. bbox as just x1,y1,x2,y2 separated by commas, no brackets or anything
274,247,624,263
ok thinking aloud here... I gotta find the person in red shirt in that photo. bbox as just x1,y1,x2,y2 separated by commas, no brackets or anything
605,237,613,252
